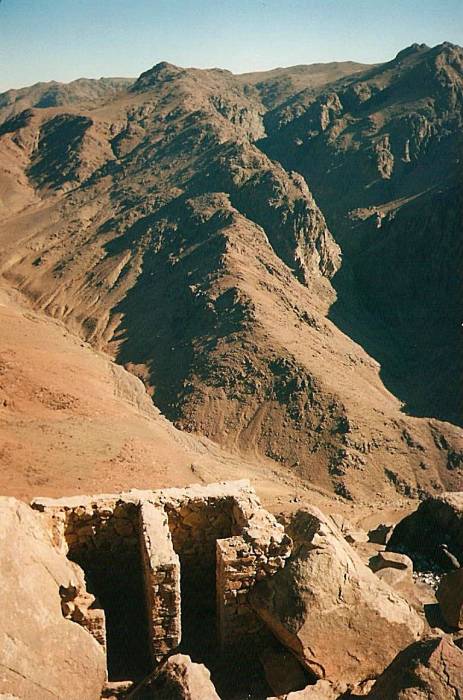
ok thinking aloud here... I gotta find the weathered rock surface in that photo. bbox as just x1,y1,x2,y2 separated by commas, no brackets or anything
388,493,463,570
0,497,106,700
370,551,413,574
374,567,413,590
366,636,463,699
267,679,339,700
147,654,221,699
328,513,368,544
369,551,414,592
250,506,424,685
436,569,463,629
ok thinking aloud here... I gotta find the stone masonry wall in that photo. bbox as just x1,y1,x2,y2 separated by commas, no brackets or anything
216,499,292,646
32,480,293,669
163,498,234,585
59,570,107,657
139,502,181,661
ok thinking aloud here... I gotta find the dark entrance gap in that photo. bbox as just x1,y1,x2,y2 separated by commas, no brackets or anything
69,547,152,682
177,560,272,700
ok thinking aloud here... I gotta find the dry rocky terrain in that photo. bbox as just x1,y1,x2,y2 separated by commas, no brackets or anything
0,42,462,699
0,43,461,506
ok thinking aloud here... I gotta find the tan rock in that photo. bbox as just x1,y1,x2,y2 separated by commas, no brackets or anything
369,551,413,573
344,529,369,545
250,507,424,685
0,498,106,700
436,568,463,629
366,636,463,699
370,551,414,588
352,541,386,567
267,679,339,699
375,567,413,589
147,653,221,699
328,513,368,544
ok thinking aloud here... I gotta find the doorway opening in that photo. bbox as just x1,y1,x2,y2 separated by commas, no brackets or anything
65,504,152,683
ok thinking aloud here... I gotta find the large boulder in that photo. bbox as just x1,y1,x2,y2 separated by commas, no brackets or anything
147,654,221,699
250,507,424,685
370,551,414,589
369,551,414,575
388,493,463,570
366,636,463,699
0,498,106,700
436,569,463,629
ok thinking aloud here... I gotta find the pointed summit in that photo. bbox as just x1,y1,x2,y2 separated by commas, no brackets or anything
131,61,184,92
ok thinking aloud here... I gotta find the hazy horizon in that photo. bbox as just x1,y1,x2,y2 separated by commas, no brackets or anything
1,0,463,92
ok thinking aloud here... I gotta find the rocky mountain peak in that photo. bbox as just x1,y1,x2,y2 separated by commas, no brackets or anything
131,61,184,91
394,43,430,62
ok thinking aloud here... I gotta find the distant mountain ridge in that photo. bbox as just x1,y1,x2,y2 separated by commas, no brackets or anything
0,77,134,124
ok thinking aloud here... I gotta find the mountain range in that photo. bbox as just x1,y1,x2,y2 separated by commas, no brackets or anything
0,41,461,507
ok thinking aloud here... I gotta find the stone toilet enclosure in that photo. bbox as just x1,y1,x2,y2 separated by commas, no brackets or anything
32,480,292,676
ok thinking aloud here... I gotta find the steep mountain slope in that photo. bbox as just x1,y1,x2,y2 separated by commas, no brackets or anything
261,42,463,425
0,51,461,504
0,282,314,506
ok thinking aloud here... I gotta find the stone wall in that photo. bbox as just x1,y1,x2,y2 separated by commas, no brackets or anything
32,480,293,674
60,581,107,655
139,502,181,661
164,498,234,587
216,500,292,646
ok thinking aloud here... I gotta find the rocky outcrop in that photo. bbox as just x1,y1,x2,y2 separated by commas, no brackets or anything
366,636,463,699
205,140,341,284
370,551,414,575
388,493,463,570
146,654,221,699
0,498,106,700
0,77,133,125
328,513,368,544
436,569,463,629
250,506,423,685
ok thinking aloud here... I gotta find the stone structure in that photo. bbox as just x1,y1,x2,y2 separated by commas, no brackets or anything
139,502,181,660
31,480,292,681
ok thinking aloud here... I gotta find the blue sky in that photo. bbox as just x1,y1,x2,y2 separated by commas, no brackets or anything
1,0,462,91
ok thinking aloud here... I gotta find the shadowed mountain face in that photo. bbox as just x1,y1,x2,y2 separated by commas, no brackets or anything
260,42,463,425
0,48,461,503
